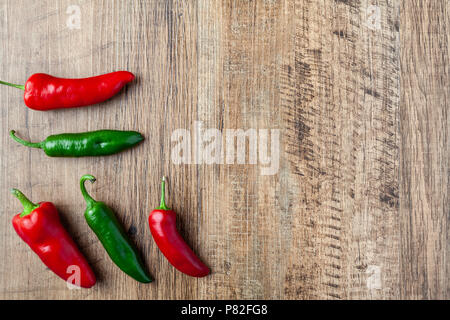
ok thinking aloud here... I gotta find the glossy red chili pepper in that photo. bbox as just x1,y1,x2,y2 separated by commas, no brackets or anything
148,177,210,277
11,188,96,288
0,71,134,111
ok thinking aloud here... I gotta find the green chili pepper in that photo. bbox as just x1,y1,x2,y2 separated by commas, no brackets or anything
80,174,152,283
10,130,143,157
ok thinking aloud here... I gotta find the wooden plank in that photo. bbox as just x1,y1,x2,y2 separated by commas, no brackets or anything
279,0,401,300
400,0,449,299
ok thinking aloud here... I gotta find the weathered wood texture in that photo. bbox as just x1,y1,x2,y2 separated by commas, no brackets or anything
400,0,448,299
0,0,447,299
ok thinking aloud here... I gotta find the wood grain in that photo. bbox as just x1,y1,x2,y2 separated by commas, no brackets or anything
0,0,447,299
400,0,448,299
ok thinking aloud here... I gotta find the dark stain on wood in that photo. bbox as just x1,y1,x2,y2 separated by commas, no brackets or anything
333,30,348,38
127,225,137,237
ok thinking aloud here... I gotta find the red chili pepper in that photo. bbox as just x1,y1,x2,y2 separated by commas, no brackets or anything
0,71,134,111
148,177,210,277
11,188,96,288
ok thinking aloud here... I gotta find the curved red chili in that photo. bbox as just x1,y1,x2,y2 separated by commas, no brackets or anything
11,188,96,288
148,177,210,277
0,71,134,111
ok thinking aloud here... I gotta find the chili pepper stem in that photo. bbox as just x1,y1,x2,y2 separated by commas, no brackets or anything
156,176,170,211
80,175,97,207
0,80,25,90
10,130,42,148
11,188,40,217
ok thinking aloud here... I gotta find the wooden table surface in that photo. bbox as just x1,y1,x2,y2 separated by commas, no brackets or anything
0,0,447,300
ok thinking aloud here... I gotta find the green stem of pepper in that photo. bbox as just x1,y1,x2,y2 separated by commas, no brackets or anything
10,130,42,149
156,176,170,211
80,174,97,207
10,188,39,217
0,80,25,90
